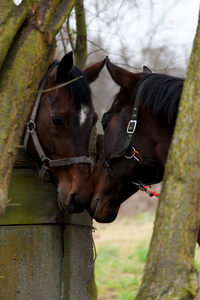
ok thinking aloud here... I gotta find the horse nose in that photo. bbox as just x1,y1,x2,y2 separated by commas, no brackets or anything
67,193,85,213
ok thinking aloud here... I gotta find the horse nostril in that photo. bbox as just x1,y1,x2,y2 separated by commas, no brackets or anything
68,193,78,212
67,193,84,213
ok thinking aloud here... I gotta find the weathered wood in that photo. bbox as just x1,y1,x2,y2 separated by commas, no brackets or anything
0,168,63,225
0,166,97,299
63,212,96,300
0,225,63,300
14,146,36,168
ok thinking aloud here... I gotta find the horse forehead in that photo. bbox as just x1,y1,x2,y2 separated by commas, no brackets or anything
46,88,93,124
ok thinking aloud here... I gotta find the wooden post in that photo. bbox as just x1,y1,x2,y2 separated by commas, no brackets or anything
0,145,96,299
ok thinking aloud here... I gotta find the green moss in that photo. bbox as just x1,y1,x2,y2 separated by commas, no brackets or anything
87,277,97,300
42,0,61,30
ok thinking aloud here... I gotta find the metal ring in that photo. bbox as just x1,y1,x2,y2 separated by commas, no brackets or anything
27,120,36,132
125,147,136,159
42,158,51,169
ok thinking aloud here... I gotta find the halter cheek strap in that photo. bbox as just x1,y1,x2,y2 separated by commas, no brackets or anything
100,77,164,189
24,61,92,183
109,79,144,161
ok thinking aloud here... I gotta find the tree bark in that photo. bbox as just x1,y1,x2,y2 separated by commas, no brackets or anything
0,0,75,216
74,0,87,67
136,11,200,300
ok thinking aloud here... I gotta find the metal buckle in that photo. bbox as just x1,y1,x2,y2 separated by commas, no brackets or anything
127,120,137,134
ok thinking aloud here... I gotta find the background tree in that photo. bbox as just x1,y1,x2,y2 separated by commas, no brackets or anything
136,11,200,299
0,0,75,215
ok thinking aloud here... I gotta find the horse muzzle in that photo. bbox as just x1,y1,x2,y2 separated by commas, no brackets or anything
58,192,85,214
89,196,119,223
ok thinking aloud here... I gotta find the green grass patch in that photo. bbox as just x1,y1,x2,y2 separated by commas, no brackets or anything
94,212,200,300
94,236,150,299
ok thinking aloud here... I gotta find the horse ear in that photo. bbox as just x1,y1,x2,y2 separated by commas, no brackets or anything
143,66,152,74
56,51,73,83
84,58,106,83
106,57,133,88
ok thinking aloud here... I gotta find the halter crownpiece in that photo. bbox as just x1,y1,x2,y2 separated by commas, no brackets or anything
24,61,92,183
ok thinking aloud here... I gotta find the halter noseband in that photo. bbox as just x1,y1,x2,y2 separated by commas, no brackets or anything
24,61,92,183
100,78,164,189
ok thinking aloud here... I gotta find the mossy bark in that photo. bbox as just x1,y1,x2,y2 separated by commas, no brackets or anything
0,0,75,216
0,0,31,69
136,11,200,300
74,0,87,68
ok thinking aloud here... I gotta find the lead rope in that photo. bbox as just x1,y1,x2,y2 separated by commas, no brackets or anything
143,186,160,197
139,181,160,197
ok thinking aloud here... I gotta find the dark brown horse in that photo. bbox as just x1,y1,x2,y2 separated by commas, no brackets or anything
25,51,105,214
89,57,184,223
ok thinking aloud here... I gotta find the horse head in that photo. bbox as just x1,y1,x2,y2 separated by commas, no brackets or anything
89,57,183,222
25,51,105,214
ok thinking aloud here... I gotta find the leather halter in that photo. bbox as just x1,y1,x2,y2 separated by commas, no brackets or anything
100,78,164,188
24,61,92,183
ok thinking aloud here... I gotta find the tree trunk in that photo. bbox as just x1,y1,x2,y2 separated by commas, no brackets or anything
136,11,200,300
74,0,87,68
0,0,75,216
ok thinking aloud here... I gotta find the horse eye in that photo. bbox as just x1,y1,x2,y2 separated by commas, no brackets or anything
51,116,64,127
101,120,108,131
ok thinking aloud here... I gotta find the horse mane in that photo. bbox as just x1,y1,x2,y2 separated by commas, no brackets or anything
50,59,91,107
137,73,184,126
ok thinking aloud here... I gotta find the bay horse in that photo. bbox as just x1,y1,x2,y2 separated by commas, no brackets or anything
25,51,105,214
89,57,184,223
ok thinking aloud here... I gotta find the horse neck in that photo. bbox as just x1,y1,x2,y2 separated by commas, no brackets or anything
139,107,174,167
152,119,174,166
154,122,173,166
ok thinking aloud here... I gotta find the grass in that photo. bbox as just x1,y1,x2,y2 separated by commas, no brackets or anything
94,242,147,299
93,212,200,300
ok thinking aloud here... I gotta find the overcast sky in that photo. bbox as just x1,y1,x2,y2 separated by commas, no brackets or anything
14,0,200,72
85,0,199,72
120,0,199,54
